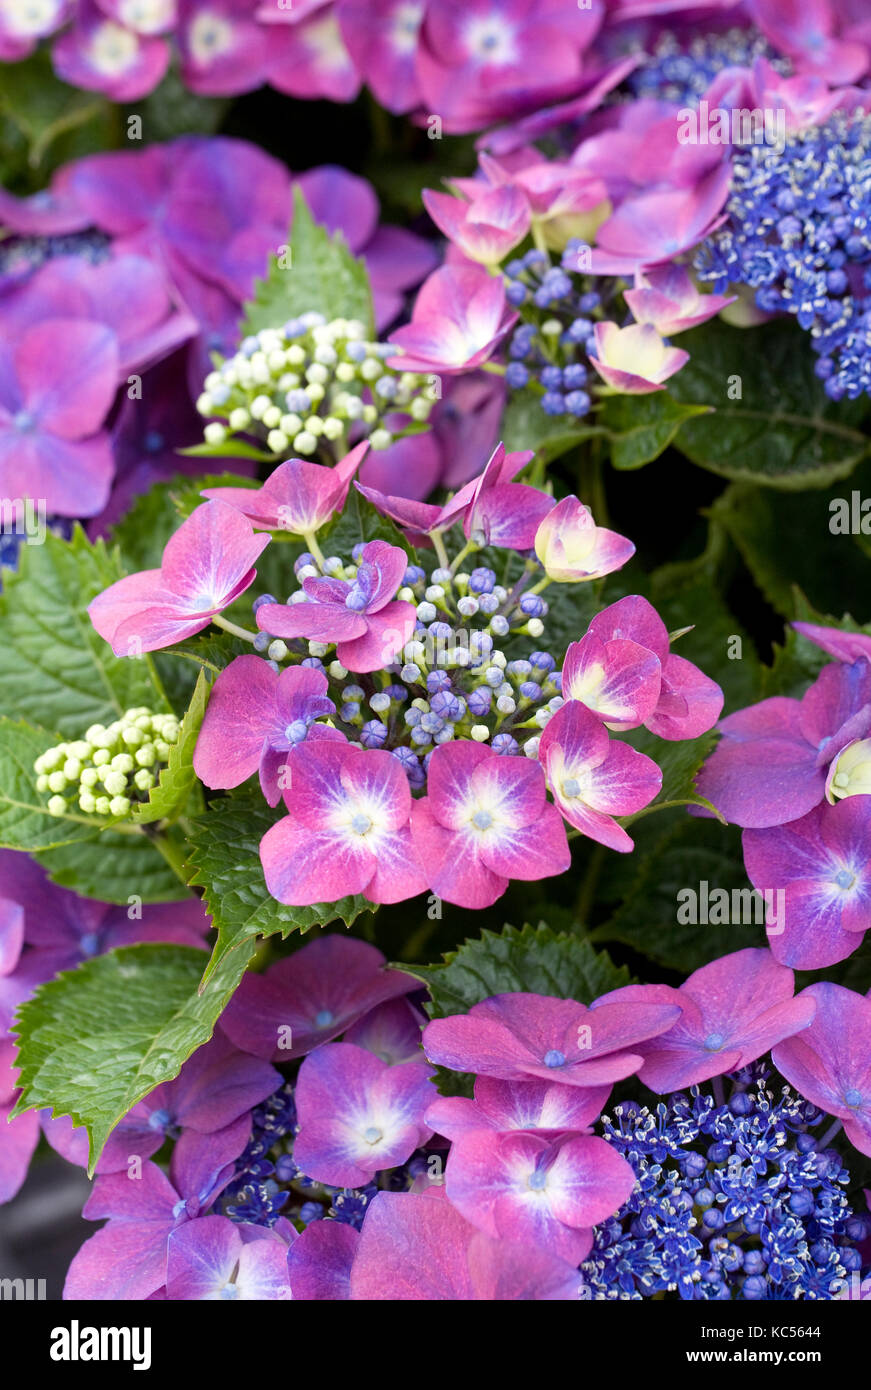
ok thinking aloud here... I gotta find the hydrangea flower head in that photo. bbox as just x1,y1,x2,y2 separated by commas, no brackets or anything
596,949,816,1091
585,1067,868,1299
89,500,270,654
423,992,681,1087
589,321,690,394
220,935,419,1062
743,798,871,968
292,1041,436,1187
410,741,571,909
193,655,338,805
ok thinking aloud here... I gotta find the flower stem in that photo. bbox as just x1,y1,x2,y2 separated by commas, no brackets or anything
303,531,326,570
432,532,450,571
213,614,258,642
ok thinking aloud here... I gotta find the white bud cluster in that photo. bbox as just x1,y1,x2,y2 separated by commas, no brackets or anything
195,313,435,460
34,708,181,819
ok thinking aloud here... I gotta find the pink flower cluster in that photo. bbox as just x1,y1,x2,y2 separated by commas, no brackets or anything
697,622,871,970
0,142,435,523
87,441,723,910
5,0,869,132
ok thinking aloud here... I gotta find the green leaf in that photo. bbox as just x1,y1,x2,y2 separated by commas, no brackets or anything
0,52,108,170
241,187,375,338
0,719,108,851
320,484,415,559
131,670,210,825
177,440,278,463
129,68,228,141
591,815,759,973
410,921,632,1019
672,319,870,487
648,536,761,714
602,393,712,470
108,474,190,574
0,528,168,738
710,479,871,620
186,786,371,986
622,726,721,819
167,472,261,522
34,826,193,905
500,390,605,463
11,942,254,1173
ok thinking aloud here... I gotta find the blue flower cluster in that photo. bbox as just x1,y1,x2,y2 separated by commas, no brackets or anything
695,110,871,401
221,1081,433,1233
252,546,565,787
503,248,598,419
627,27,785,105
582,1067,869,1300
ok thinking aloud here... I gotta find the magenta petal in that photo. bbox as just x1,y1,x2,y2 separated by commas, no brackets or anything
0,1103,39,1203
0,898,25,977
219,935,418,1062
193,655,280,789
161,501,270,609
64,1219,174,1301
647,653,723,741
563,633,662,730
261,821,374,905
411,797,507,910
337,601,417,673
16,319,119,438
288,1219,359,1300
293,1044,435,1187
772,983,871,1153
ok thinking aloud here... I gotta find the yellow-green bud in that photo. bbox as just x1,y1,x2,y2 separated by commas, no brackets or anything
109,795,131,817
47,795,67,816
48,771,67,794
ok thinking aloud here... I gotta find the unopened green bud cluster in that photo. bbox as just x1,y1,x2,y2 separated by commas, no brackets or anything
34,708,180,819
196,312,437,460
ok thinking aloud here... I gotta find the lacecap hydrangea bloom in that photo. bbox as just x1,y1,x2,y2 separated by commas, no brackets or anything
85,438,723,911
